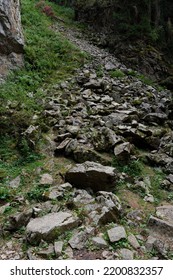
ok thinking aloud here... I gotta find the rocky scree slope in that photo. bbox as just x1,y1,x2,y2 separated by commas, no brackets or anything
0,21,173,260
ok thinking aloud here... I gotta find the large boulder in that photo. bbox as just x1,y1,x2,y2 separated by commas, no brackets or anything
26,212,80,244
0,0,24,81
65,161,118,192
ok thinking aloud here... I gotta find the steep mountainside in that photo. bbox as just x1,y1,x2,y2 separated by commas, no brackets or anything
0,0,173,260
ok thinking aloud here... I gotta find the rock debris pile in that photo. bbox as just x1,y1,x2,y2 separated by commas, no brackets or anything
0,23,173,260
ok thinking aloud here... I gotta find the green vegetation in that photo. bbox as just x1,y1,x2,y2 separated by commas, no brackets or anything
109,69,125,79
112,158,143,177
0,0,87,201
0,0,86,134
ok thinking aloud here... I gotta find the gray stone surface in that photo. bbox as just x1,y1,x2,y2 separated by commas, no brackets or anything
0,0,24,81
119,248,134,260
26,212,79,244
68,230,88,249
39,173,54,185
65,161,117,192
54,241,64,257
107,226,127,242
148,215,173,237
127,234,140,249
92,237,108,248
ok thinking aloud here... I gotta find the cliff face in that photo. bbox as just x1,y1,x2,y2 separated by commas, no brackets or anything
0,0,24,82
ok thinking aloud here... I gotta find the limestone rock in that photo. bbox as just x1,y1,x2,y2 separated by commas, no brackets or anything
148,215,173,237
107,226,127,242
119,248,134,260
127,234,140,249
114,142,132,162
68,230,88,249
37,244,54,258
26,212,80,244
39,173,54,185
9,176,21,188
44,183,72,200
7,209,33,231
0,0,24,80
65,161,117,192
92,237,108,248
54,241,64,257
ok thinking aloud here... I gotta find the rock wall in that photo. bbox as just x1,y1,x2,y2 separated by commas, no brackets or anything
0,0,24,82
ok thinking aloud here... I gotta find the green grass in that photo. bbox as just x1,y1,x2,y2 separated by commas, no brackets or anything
0,0,87,199
112,158,143,177
109,69,125,78
0,0,86,134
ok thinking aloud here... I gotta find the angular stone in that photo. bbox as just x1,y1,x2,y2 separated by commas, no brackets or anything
73,189,95,205
84,79,102,89
39,173,53,185
119,248,134,260
55,138,72,153
9,176,21,188
105,62,116,71
64,246,73,259
0,0,24,81
156,205,173,222
7,209,33,231
166,174,173,184
54,241,64,257
92,237,108,248
128,234,140,249
26,212,80,244
148,215,173,237
68,230,88,249
107,226,127,242
114,142,132,162
143,113,167,124
65,161,117,192
96,191,122,223
37,244,54,258
145,236,157,251
44,183,72,200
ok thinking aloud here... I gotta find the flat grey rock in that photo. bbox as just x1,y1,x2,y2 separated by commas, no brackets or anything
65,161,117,192
107,226,127,242
26,212,79,244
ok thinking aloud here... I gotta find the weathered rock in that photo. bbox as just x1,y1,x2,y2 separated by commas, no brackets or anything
39,173,54,185
127,234,140,249
92,236,108,248
72,144,112,165
143,113,167,125
96,191,122,222
37,244,54,258
44,183,72,200
146,152,173,173
145,236,157,251
9,176,21,188
166,174,173,184
65,161,118,192
114,142,132,162
107,226,127,242
26,212,80,244
156,205,173,221
6,209,33,231
148,215,173,237
0,0,24,81
64,246,73,259
119,248,134,260
73,189,95,205
68,230,88,249
54,241,64,257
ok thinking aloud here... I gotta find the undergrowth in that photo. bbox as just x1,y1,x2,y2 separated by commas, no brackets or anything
0,0,86,196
